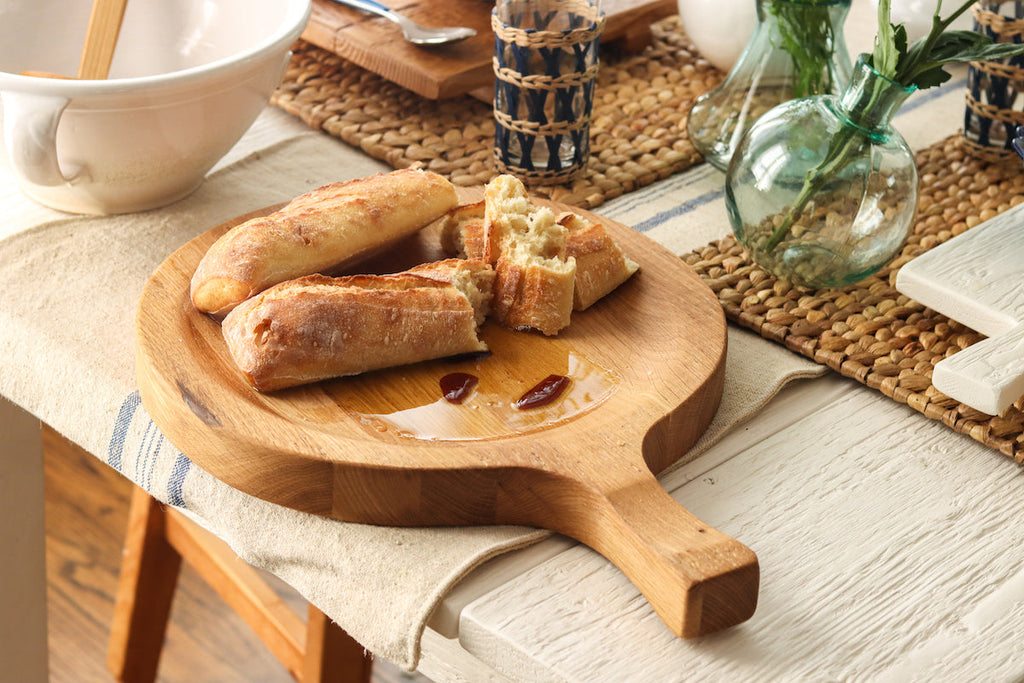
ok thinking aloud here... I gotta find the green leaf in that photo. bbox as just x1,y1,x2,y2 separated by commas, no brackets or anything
924,30,1001,61
898,31,1024,88
893,24,908,57
909,66,953,89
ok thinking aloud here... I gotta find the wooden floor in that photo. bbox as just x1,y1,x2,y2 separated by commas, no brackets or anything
42,425,430,683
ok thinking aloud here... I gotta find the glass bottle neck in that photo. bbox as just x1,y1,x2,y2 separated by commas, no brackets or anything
756,0,851,23
834,57,917,139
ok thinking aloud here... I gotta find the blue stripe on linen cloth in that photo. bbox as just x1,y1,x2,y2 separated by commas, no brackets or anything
108,390,193,506
107,390,142,471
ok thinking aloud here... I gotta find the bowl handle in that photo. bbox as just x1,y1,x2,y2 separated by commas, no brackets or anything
1,92,78,187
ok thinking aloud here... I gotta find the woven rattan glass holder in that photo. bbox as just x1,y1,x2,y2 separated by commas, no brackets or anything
963,0,1024,161
492,0,606,185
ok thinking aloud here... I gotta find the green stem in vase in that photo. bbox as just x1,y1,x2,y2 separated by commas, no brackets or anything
763,123,859,252
761,0,1024,254
766,0,839,98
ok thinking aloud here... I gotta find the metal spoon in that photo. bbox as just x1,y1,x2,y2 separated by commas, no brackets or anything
325,0,476,45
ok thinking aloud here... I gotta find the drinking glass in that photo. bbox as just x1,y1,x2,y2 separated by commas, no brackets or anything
492,0,605,185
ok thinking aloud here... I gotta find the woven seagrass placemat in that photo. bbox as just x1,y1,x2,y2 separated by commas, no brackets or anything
270,16,718,208
271,16,1024,461
684,135,1024,463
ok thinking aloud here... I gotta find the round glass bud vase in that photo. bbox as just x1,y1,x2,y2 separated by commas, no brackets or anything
686,0,853,171
725,57,919,289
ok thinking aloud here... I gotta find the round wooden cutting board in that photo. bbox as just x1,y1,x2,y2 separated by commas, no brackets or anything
135,190,758,639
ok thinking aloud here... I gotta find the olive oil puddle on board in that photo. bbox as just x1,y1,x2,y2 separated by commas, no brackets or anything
319,324,618,441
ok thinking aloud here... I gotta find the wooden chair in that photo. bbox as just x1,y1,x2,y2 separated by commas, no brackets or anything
107,486,373,683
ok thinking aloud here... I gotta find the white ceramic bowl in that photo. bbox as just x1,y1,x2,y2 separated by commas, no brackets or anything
0,0,311,214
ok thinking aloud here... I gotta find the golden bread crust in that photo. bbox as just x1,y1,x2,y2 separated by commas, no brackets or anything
191,169,459,316
558,212,640,310
221,267,490,391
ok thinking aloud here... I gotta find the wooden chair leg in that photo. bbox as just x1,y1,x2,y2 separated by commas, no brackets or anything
303,604,374,683
107,485,375,683
106,486,183,683
162,504,307,679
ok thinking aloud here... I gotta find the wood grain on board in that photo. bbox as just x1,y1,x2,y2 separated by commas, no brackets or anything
135,188,757,638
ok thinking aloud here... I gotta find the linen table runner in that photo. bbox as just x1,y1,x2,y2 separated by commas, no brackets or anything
0,130,823,671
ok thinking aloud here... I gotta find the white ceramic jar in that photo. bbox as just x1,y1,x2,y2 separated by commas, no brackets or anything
676,0,757,72
0,0,310,214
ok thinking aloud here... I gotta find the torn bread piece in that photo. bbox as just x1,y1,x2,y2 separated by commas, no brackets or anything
557,212,640,310
441,189,639,313
439,201,488,260
221,264,492,391
484,175,576,336
192,169,459,316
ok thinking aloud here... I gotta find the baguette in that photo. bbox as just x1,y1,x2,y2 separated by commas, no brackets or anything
557,212,639,310
439,201,488,260
192,169,459,316
440,184,638,313
221,262,492,391
405,258,495,326
484,175,576,336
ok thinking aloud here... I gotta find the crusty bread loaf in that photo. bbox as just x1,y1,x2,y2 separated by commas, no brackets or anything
221,261,492,391
484,175,576,336
440,185,638,313
405,258,495,326
557,212,639,310
192,169,459,316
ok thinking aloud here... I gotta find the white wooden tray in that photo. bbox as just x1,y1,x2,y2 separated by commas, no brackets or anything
895,202,1024,415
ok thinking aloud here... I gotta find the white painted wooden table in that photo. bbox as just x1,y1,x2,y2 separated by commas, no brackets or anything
4,4,1019,680
415,377,1024,682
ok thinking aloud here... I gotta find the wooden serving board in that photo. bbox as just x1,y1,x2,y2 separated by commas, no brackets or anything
301,0,678,100
135,190,758,638
895,202,1024,416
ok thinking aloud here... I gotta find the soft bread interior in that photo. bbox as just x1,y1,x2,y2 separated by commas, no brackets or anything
406,259,495,326
484,175,576,335
440,201,486,259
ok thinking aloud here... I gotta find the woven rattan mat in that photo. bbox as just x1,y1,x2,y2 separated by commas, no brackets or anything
271,17,1024,462
684,135,1024,463
270,16,718,208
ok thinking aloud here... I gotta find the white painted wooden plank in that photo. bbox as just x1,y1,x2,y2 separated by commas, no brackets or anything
0,397,49,683
459,382,1024,682
417,628,515,683
895,201,1024,337
895,199,1024,413
932,323,1024,416
428,536,575,637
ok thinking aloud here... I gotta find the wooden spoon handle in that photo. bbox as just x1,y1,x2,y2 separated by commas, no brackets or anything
564,474,759,638
78,0,129,79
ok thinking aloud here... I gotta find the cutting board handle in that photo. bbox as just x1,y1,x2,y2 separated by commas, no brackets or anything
567,474,759,638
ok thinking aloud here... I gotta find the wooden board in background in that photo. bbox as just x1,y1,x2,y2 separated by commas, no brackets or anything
301,0,678,99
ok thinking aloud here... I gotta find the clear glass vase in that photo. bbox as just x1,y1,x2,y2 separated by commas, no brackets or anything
686,0,853,171
725,56,919,289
